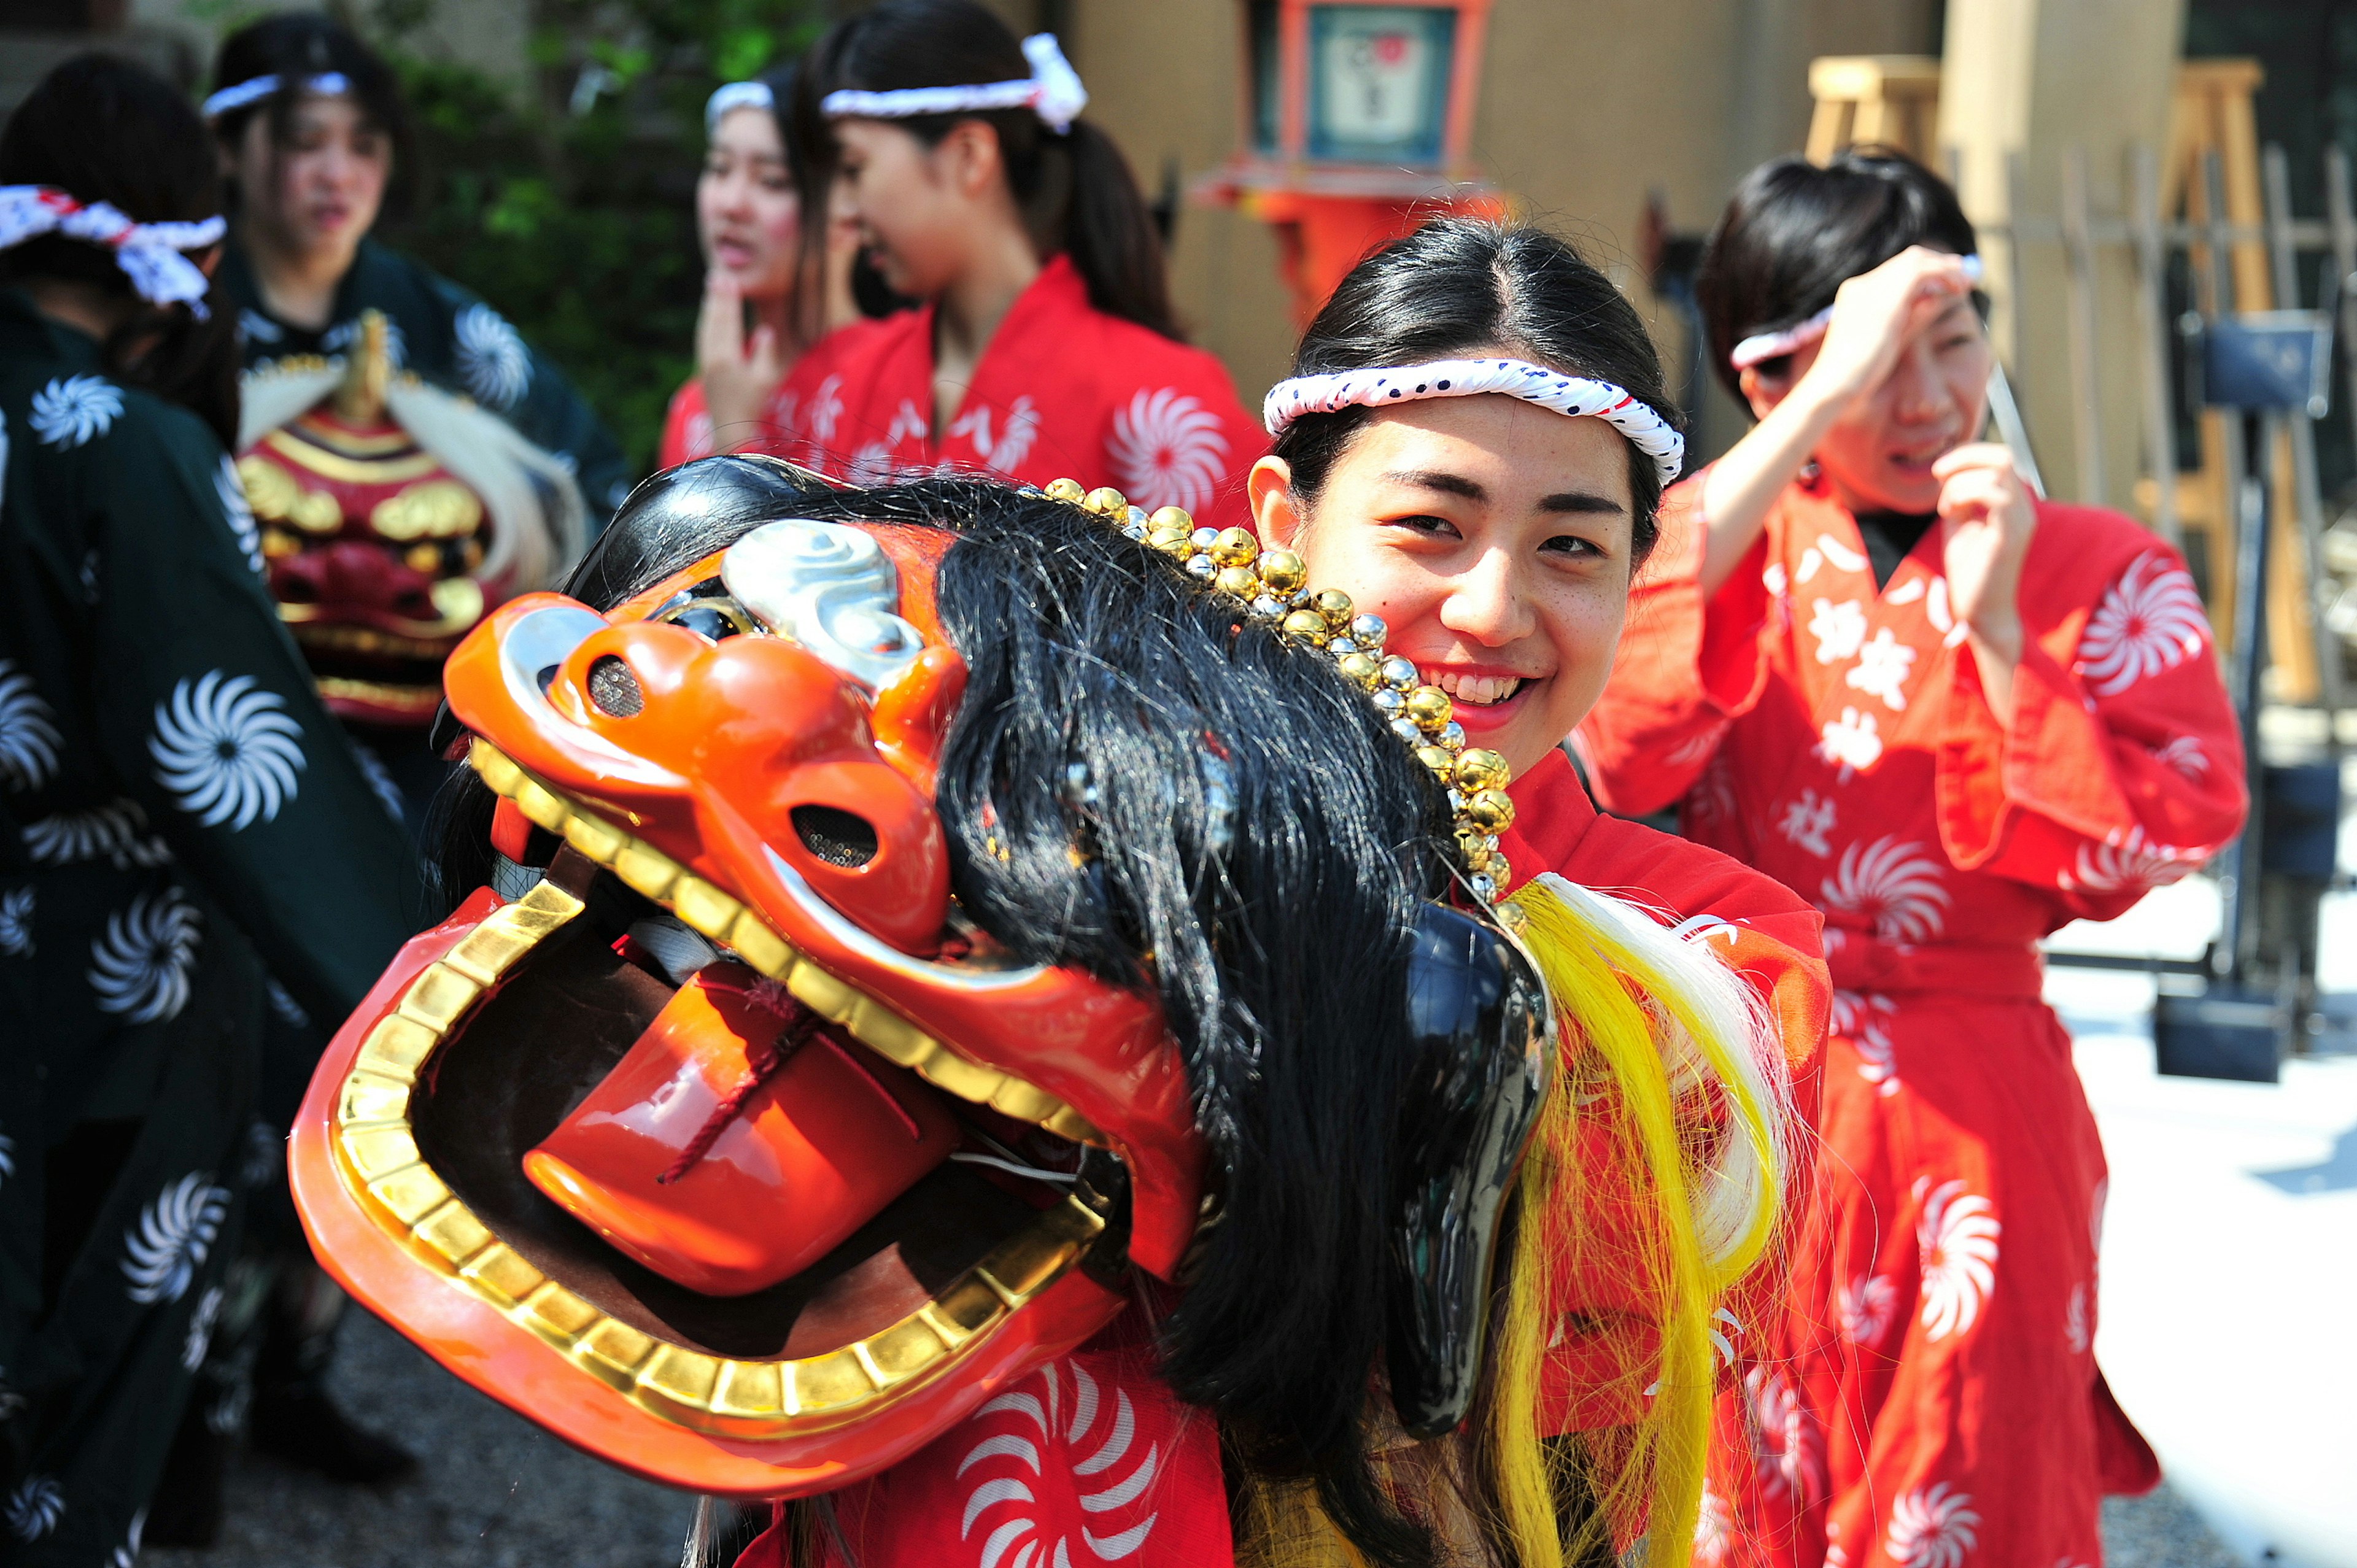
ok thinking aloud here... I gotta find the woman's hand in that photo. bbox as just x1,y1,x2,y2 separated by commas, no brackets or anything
1933,441,2038,720
696,269,786,446
1799,246,1979,412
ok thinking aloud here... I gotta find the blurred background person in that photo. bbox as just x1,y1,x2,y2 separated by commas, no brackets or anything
768,0,1263,527
204,11,632,528
0,55,414,1562
658,66,869,469
1575,150,2248,1567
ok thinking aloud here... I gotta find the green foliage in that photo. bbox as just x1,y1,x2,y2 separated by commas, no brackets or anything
362,0,824,475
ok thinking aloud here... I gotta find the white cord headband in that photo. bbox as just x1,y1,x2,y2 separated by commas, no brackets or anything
0,187,224,317
821,33,1087,135
1728,252,1984,371
706,80,775,134
201,71,352,120
1263,357,1686,486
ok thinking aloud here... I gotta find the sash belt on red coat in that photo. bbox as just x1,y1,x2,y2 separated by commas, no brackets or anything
1824,930,2045,999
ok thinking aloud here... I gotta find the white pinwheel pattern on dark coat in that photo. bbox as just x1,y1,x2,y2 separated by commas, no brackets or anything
4,1475,64,1541
214,454,265,574
149,671,306,829
455,303,533,409
0,1132,15,1190
958,1358,1163,1567
1107,387,1229,516
122,1170,230,1304
183,1283,226,1371
88,887,202,1023
29,374,123,448
22,797,173,868
0,888,30,956
109,1510,146,1568
0,660,63,791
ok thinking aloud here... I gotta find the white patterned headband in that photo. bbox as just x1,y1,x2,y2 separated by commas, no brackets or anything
0,186,225,317
201,71,352,120
706,80,774,134
1728,252,1984,371
1263,357,1686,486
821,33,1087,135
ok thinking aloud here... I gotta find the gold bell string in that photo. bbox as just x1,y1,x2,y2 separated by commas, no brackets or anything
1042,477,1515,902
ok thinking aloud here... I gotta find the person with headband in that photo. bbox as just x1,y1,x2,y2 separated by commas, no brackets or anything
1576,149,2246,1565
656,67,870,469
740,0,1260,525
204,13,630,528
0,56,413,1558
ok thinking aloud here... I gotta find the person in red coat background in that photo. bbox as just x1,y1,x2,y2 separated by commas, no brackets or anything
753,0,1263,528
1575,149,2248,1567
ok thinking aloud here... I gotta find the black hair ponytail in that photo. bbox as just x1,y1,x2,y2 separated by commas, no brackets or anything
0,55,241,450
792,0,1178,340
1277,218,1683,559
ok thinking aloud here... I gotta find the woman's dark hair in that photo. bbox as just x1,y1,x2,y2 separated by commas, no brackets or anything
1697,147,1979,400
0,55,240,449
730,62,907,322
1277,218,1684,559
430,460,1484,1564
791,0,1177,340
208,13,414,219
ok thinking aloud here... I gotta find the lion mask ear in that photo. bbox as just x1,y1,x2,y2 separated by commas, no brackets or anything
1384,903,1550,1438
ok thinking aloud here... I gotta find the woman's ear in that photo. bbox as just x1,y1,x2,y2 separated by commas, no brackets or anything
1247,456,1302,549
1738,364,1782,422
940,119,1004,202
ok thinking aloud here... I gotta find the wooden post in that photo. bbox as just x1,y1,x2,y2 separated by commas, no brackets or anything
2060,144,2107,507
1806,56,1942,167
2129,141,2181,550
2205,149,2247,658
2262,142,2332,712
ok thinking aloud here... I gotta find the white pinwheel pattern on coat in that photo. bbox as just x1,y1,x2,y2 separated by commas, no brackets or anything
2059,825,2196,895
1107,388,1229,516
184,1283,226,1371
958,1358,1161,1567
2154,735,2209,778
2065,1281,2091,1356
1692,1480,1732,1566
455,303,533,409
215,454,265,574
4,1476,64,1541
122,1171,230,1304
1832,989,1901,1097
23,797,172,868
0,660,63,791
1840,1272,1898,1348
149,671,307,829
2078,555,2208,697
1916,1176,2000,1342
0,887,31,957
1821,837,1952,943
1887,1481,1981,1568
30,373,124,447
0,1132,15,1190
950,396,1042,474
88,887,201,1023
109,1510,146,1568
1747,1367,1825,1506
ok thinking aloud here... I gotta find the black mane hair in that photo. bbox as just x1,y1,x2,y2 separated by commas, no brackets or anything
430,458,1465,1564
1276,217,1684,557
1697,147,1980,400
0,54,241,449
789,0,1178,341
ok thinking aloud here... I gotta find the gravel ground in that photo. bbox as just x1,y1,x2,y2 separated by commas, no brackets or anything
146,1310,2250,1567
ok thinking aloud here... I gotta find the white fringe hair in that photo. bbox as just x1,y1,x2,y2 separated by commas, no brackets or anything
239,363,588,593
1525,872,1796,1273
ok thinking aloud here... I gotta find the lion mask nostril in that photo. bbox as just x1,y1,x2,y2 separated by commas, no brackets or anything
586,655,645,717
791,804,879,868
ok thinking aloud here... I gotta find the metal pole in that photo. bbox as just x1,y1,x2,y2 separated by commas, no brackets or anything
2263,142,2343,730
2221,412,2274,981
2129,142,2182,548
2208,150,2248,662
2060,145,2108,507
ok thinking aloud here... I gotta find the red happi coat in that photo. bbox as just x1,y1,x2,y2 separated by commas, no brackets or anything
1576,471,2248,1568
735,753,1829,1567
659,255,1264,530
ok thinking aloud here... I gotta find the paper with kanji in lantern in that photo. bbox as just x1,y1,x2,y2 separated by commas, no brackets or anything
659,255,1264,531
1576,470,2244,1567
